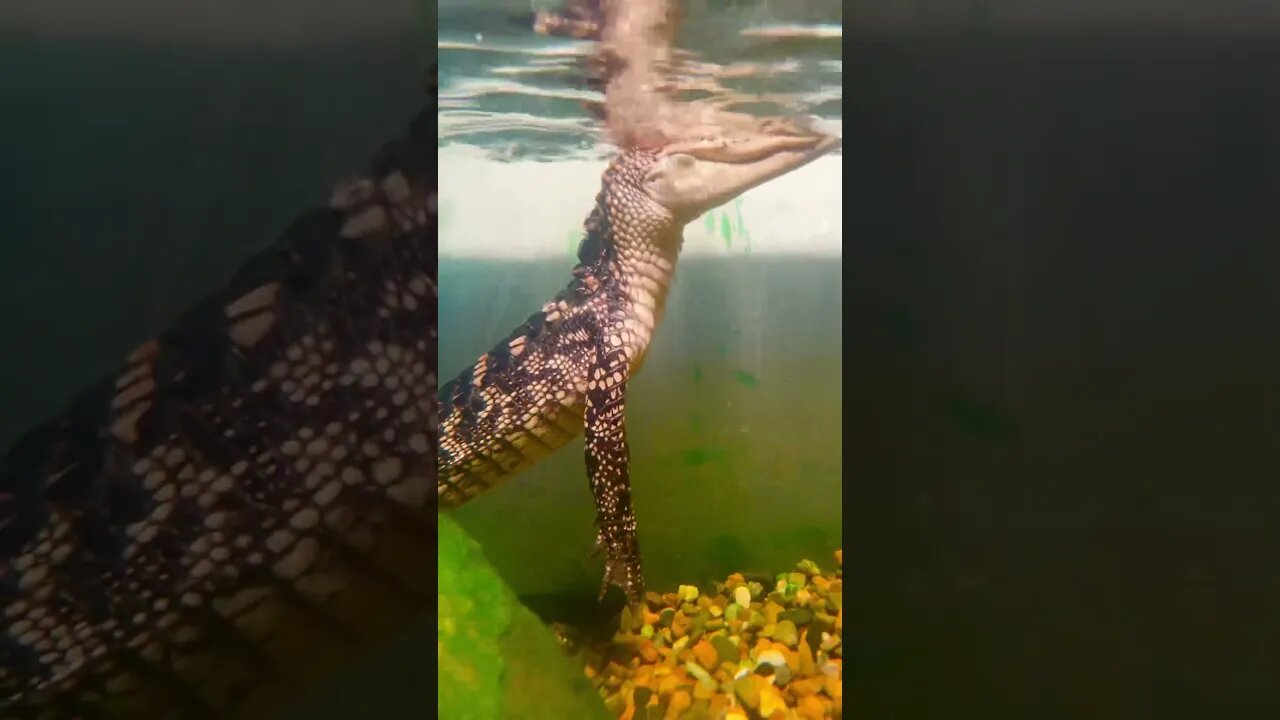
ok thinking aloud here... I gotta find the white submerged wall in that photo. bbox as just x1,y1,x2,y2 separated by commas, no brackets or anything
438,144,843,260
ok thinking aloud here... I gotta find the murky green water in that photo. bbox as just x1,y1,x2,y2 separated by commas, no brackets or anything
442,256,843,596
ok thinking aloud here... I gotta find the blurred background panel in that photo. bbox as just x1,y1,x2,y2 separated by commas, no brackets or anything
845,2,1280,717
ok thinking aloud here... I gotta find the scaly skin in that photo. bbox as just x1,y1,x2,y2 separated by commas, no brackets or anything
0,68,438,718
438,150,678,604
437,128,840,605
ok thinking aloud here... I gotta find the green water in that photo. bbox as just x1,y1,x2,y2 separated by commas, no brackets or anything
441,257,843,596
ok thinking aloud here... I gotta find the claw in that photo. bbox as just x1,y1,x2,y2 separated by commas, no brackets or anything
595,547,644,604
597,560,614,602
592,523,645,604
589,527,608,561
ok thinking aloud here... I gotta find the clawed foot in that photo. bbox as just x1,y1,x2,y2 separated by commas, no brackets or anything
592,526,644,604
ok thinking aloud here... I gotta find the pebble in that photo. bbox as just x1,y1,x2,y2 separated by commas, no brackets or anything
691,639,718,670
780,607,814,626
668,689,692,716
797,640,817,677
764,601,784,625
670,611,691,638
759,684,788,716
638,640,659,663
578,550,844,720
755,649,791,686
790,676,824,697
773,619,799,647
711,634,739,665
798,694,826,719
732,675,762,709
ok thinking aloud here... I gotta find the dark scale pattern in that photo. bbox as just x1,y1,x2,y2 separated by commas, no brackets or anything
438,149,682,604
0,68,439,717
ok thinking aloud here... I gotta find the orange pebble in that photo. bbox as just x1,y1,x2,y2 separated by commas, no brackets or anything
638,640,660,663
823,675,842,699
790,677,825,697
671,612,691,637
798,695,827,720
759,684,788,716
797,640,817,676
692,639,719,670
658,672,682,697
764,601,785,625
666,689,693,719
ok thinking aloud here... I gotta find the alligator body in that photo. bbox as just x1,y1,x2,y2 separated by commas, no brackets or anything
437,131,840,604
0,69,438,718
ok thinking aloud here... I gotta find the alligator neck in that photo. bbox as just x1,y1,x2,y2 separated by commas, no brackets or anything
573,186,683,370
614,229,682,369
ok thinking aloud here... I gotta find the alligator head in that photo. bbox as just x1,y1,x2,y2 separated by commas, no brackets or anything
582,116,838,364
638,116,841,224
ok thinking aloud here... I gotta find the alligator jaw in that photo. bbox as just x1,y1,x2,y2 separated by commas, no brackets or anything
644,129,841,222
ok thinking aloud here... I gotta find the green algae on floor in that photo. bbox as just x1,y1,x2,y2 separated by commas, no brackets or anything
439,514,612,720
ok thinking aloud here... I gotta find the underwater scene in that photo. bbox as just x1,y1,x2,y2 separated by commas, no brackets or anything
439,0,843,718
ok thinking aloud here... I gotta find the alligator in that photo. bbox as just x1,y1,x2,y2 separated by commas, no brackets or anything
436,126,841,605
0,68,438,718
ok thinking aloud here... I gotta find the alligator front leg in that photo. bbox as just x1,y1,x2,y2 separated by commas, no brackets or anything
584,314,645,604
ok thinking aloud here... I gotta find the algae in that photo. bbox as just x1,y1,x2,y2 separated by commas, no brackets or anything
439,514,612,720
